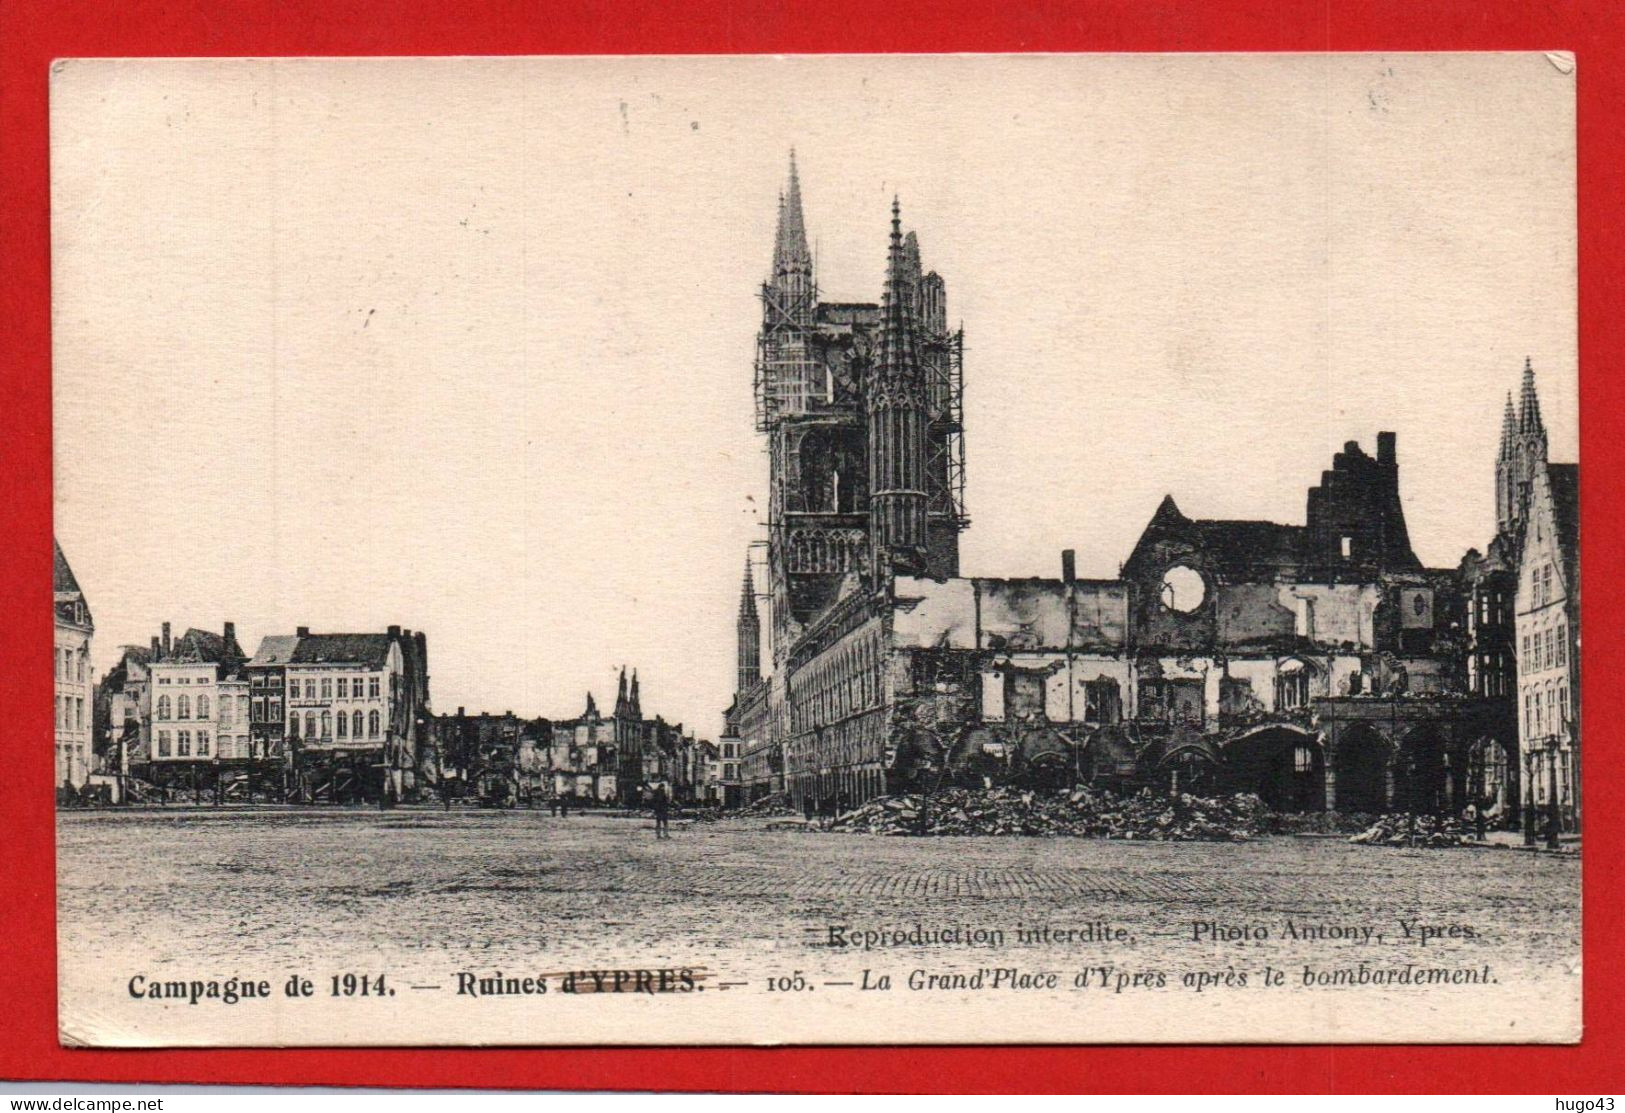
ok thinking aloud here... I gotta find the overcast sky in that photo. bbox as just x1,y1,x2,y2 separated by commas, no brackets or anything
52,54,1576,736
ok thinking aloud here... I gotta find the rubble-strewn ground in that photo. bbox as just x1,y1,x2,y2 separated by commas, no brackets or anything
822,787,1274,839
58,807,1578,1040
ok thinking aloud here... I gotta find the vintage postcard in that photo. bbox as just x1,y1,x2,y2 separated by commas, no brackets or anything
51,53,1579,1046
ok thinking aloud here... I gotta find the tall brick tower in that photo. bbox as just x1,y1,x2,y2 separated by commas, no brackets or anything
748,154,968,663
755,152,872,661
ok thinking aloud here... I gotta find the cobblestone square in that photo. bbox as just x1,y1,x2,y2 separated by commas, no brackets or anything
58,806,1579,1045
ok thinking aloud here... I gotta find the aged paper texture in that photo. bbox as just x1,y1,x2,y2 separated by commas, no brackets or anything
52,54,1580,1046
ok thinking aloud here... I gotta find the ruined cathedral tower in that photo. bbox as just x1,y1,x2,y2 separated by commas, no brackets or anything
750,153,967,665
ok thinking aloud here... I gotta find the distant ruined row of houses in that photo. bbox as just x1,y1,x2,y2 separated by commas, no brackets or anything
423,674,723,808
724,153,1581,833
65,603,720,806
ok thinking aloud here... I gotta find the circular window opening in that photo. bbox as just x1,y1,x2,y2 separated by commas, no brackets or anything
1159,564,1206,613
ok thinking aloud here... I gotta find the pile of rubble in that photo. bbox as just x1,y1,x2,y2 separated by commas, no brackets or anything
1272,811,1378,836
823,787,1274,840
737,791,797,818
1348,814,1476,848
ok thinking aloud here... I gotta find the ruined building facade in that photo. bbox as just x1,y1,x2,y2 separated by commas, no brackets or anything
723,155,1545,822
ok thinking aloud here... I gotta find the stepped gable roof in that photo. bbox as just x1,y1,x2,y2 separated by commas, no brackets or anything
289,633,392,668
249,634,301,667
1548,463,1579,551
1547,463,1580,592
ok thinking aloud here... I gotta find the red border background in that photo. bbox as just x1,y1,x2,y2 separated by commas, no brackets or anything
3,0,1620,1093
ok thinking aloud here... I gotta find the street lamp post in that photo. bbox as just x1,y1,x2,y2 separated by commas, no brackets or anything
1523,750,1538,846
1546,742,1561,850
1469,740,1487,843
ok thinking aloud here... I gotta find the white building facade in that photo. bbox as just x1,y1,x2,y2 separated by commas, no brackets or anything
146,623,247,786
1515,461,1581,832
53,540,94,790
285,644,397,752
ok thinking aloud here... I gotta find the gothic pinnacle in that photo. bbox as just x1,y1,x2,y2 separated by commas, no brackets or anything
738,555,759,619
772,149,811,283
1519,357,1544,435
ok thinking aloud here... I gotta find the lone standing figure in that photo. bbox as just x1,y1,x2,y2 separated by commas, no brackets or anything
652,785,671,839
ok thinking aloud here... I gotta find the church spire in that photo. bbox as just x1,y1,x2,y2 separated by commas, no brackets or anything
735,554,762,693
772,149,812,287
878,197,919,388
629,669,641,718
1518,356,1545,435
1497,358,1549,539
738,555,759,620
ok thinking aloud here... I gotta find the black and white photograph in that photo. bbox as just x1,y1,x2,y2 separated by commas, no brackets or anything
50,53,1579,1046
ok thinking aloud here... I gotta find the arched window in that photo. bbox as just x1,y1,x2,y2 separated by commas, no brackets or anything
305,711,317,738
197,694,211,720
157,695,171,720
353,710,364,738
337,713,347,738
289,715,300,739
1276,660,1314,710
320,711,331,737
369,710,381,738
177,694,191,719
